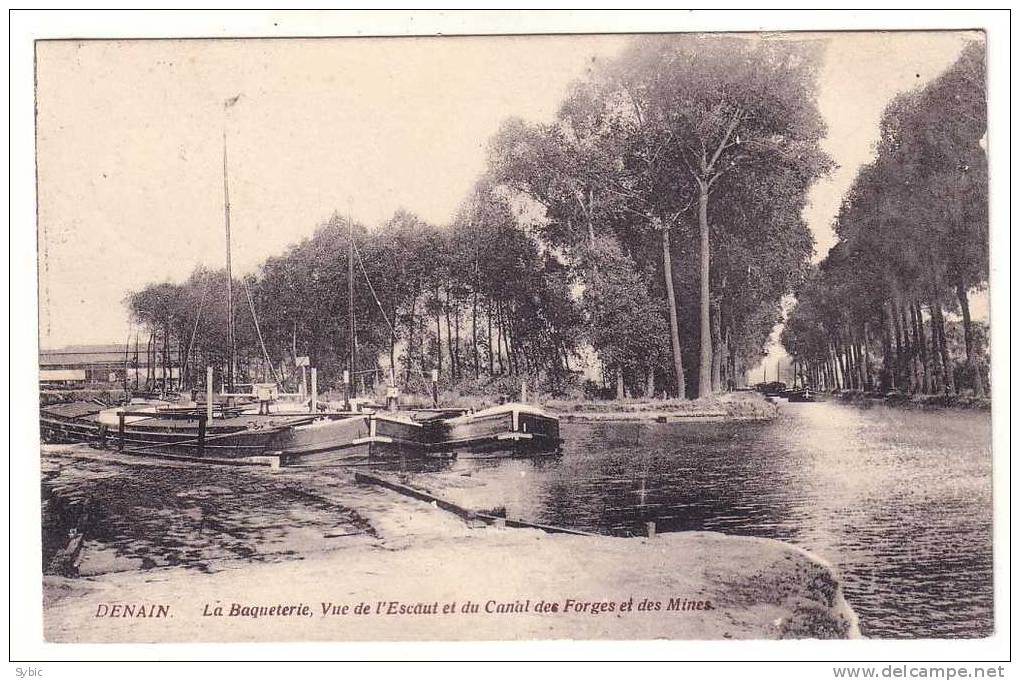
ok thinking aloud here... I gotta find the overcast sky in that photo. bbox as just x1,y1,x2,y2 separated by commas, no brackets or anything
36,31,978,349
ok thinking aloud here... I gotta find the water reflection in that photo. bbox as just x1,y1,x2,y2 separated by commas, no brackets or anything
427,402,992,639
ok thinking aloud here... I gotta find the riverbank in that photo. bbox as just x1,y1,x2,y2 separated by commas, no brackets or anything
41,447,857,642
548,392,777,422
829,390,991,411
402,388,777,422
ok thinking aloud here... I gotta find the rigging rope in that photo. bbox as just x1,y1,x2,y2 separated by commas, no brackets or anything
352,238,395,335
184,280,209,369
242,276,279,385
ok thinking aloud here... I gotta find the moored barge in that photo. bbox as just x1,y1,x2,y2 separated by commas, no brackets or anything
40,399,561,465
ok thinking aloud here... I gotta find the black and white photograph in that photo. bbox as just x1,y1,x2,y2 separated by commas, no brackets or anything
10,10,1008,664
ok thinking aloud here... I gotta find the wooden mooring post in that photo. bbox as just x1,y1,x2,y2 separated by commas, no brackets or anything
117,412,126,452
197,412,207,457
206,366,214,422
311,368,318,413
342,369,350,411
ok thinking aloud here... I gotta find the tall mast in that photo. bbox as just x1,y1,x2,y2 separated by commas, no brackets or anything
133,331,139,390
222,94,243,392
223,126,235,392
347,208,356,391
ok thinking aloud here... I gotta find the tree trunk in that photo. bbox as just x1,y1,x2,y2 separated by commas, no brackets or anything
856,330,867,391
502,306,514,376
660,227,687,399
419,316,428,379
881,303,895,392
833,344,843,389
879,310,891,392
454,303,462,379
913,303,930,393
928,300,941,392
710,301,722,393
910,302,929,393
160,325,168,391
615,367,625,400
889,299,903,390
506,314,519,376
388,325,396,380
836,343,849,389
404,296,417,384
646,364,655,398
897,299,918,393
498,304,509,375
841,340,852,389
291,321,298,366
178,332,186,390
920,303,935,393
495,300,505,375
930,298,956,395
844,342,852,391
833,342,847,389
697,188,712,397
444,290,456,380
724,327,733,391
956,281,985,397
435,300,443,378
824,356,832,390
134,332,140,390
472,287,479,378
487,302,494,375
177,330,186,390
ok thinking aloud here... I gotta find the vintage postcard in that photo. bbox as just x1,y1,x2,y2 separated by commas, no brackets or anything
14,11,1007,660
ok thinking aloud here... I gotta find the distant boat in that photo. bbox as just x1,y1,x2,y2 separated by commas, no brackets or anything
756,381,787,397
785,388,817,403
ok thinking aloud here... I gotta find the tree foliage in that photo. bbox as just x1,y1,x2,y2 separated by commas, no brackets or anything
781,42,988,397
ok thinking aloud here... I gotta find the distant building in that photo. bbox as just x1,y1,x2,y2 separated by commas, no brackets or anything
39,344,179,386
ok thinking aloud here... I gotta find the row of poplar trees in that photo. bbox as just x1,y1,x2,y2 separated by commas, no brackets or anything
128,34,837,398
781,42,988,397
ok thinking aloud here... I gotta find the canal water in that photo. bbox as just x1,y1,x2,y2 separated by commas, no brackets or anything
439,402,993,639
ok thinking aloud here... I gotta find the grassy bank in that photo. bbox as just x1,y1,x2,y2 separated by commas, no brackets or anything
545,391,775,419
39,388,127,406
363,380,778,422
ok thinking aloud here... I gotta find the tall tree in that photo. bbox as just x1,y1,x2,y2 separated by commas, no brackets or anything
782,41,988,397
603,35,831,396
